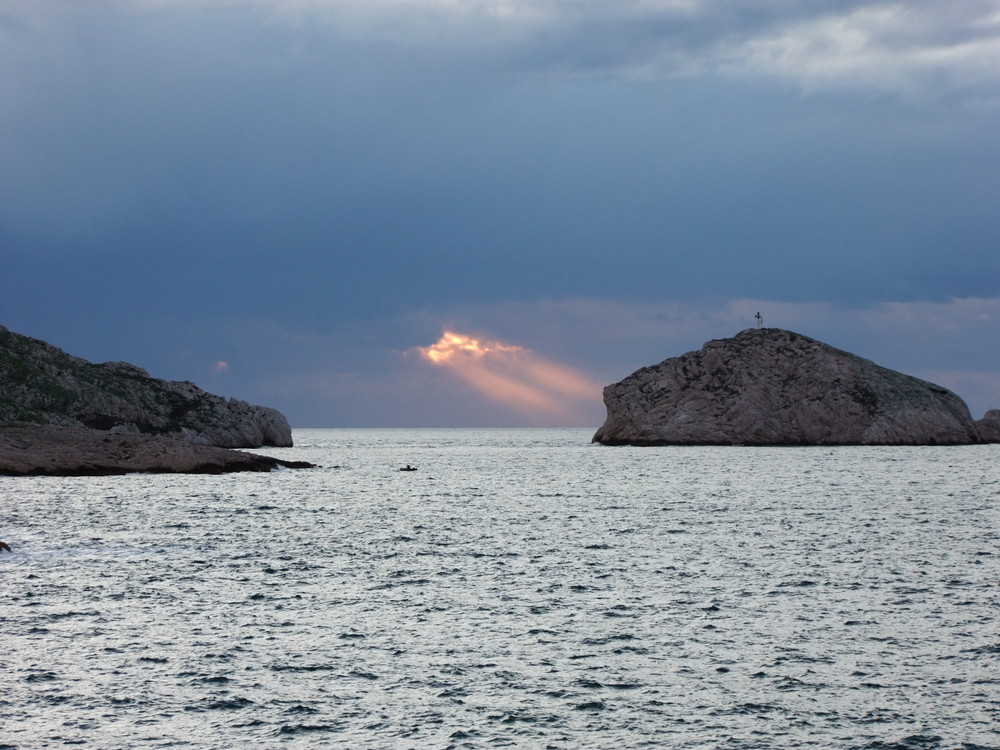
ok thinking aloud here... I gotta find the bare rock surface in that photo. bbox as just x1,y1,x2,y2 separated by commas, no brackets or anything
0,424,314,476
0,327,291,448
593,328,985,446
977,409,1000,443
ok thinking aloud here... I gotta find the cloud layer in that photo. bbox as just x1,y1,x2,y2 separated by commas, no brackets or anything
98,0,1000,99
2,1,998,427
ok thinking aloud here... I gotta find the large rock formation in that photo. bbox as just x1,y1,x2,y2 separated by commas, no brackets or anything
0,327,291,448
0,424,313,476
593,328,987,446
977,409,1000,443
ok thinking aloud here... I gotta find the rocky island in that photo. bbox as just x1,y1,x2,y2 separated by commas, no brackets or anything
593,328,994,446
0,327,313,475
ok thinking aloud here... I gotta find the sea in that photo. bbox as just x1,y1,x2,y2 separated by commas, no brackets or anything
1,428,998,750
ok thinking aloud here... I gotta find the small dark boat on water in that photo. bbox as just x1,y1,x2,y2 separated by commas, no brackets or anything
399,465,417,472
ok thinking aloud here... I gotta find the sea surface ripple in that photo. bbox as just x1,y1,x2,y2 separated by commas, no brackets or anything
1,428,998,749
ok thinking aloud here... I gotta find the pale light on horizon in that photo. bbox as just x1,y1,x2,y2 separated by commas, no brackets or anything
416,330,602,424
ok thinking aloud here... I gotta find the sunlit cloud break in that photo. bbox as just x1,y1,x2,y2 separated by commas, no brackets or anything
417,331,602,423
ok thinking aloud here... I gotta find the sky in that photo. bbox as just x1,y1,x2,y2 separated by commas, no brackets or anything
2,0,999,427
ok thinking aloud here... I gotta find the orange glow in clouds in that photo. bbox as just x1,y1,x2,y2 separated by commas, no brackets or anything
417,331,601,422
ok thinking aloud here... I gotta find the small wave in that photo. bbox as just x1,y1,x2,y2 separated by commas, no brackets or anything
232,719,267,728
277,723,342,736
857,708,901,724
200,697,254,711
712,702,780,716
582,634,636,646
962,643,1000,655
853,735,943,750
285,704,319,714
270,663,336,673
490,709,560,725
774,676,813,691
25,671,58,683
196,675,232,684
47,610,100,620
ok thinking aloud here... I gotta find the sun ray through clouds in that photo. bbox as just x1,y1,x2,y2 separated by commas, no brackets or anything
416,330,603,423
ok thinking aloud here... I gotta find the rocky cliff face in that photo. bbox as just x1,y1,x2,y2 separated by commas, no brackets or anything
593,328,985,446
0,327,292,448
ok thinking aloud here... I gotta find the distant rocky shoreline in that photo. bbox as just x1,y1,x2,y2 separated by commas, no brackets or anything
0,327,314,475
594,328,1000,446
0,424,315,476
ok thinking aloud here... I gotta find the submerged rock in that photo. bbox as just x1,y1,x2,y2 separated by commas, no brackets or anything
0,424,314,476
0,327,291,448
593,328,985,446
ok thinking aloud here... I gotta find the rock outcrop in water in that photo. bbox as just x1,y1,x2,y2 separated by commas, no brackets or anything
977,409,1000,443
593,328,987,446
0,424,313,476
0,327,291,448
0,326,314,475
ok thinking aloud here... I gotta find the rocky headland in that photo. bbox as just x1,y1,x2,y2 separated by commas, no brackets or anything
0,327,313,475
593,328,993,446
0,327,291,448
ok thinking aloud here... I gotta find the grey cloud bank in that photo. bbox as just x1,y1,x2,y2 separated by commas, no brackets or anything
2,0,998,425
